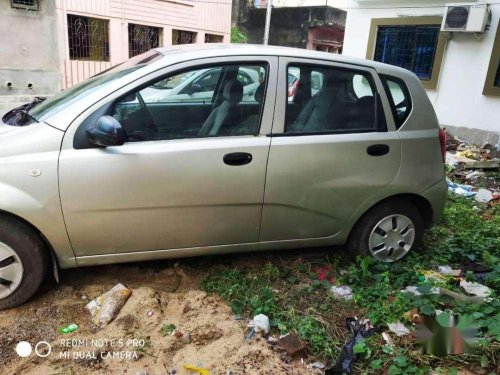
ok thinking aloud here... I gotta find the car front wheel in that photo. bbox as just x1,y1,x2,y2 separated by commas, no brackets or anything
0,215,48,310
347,199,424,262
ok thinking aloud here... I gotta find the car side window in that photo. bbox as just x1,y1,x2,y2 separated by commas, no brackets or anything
381,75,412,129
111,63,268,142
286,64,383,134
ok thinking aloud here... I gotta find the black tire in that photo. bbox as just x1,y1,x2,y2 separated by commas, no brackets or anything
346,199,424,262
0,215,48,310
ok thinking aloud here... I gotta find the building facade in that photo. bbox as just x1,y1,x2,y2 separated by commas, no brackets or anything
233,0,346,52
1,0,231,114
342,0,500,144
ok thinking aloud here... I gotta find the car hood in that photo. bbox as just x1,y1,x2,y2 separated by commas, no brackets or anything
0,122,64,158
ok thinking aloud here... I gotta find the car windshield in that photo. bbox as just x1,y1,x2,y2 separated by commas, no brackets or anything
27,50,163,123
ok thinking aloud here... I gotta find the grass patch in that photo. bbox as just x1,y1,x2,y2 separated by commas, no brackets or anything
200,195,499,374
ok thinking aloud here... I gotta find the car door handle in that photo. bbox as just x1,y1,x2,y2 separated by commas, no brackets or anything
223,152,253,166
367,144,390,156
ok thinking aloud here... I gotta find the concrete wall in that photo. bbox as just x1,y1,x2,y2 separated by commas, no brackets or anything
0,0,61,114
342,0,500,144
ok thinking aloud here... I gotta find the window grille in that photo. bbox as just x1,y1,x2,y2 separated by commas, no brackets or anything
11,0,39,10
67,15,110,62
374,25,440,80
172,30,196,45
205,34,224,43
128,24,161,57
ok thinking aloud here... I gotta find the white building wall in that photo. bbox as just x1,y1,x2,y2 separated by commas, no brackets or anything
342,0,500,141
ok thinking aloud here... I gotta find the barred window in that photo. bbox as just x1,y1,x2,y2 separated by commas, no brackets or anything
67,15,110,62
172,29,196,45
11,0,39,10
128,24,161,58
205,34,224,43
374,25,440,80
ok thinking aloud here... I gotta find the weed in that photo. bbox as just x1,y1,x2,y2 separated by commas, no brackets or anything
201,195,500,373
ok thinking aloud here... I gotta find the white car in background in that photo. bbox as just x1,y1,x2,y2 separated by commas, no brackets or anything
141,67,261,103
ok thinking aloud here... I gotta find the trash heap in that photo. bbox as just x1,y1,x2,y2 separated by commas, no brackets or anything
445,133,499,203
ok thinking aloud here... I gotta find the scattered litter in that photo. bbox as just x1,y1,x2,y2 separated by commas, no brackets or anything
481,142,497,159
81,295,87,300
307,362,326,370
403,308,422,324
167,369,177,375
160,323,176,336
174,330,183,339
183,364,209,375
244,327,255,340
446,152,474,165
330,285,353,300
475,189,494,203
438,266,461,277
382,332,394,348
440,287,485,304
253,314,270,335
447,179,476,197
456,149,481,160
266,336,278,345
146,310,154,317
465,171,485,180
325,317,376,374
277,332,307,358
402,286,440,296
58,323,79,334
421,270,445,282
460,280,492,297
233,315,244,320
387,322,410,336
86,283,132,327
316,266,334,284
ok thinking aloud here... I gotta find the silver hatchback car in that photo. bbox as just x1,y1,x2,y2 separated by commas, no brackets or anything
0,45,447,309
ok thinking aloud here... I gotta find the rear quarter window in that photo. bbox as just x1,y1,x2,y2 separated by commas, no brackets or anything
381,75,412,129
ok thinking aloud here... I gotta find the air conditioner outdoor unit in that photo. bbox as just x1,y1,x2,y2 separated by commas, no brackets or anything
441,3,489,32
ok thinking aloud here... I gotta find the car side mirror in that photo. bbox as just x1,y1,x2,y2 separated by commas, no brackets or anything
189,83,203,95
86,116,126,147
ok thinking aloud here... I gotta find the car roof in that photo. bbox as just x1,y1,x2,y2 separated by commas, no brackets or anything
154,44,411,77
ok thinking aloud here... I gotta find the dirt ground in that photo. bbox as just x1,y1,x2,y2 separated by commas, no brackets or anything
0,257,318,375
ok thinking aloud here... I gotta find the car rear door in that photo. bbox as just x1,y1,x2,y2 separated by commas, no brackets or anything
58,56,278,258
260,57,401,241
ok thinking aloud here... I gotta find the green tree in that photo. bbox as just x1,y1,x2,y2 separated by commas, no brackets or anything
231,27,248,43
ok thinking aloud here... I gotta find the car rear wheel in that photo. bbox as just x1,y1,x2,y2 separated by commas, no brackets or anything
346,199,424,262
0,216,48,310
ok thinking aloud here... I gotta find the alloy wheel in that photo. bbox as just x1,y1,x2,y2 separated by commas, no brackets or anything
0,241,24,299
368,214,415,262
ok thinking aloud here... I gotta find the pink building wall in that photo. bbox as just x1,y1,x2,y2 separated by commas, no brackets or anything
55,0,232,88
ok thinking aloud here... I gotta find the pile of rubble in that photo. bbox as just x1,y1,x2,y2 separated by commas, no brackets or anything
445,132,499,202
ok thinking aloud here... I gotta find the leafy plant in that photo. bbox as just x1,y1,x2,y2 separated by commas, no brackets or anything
230,27,247,43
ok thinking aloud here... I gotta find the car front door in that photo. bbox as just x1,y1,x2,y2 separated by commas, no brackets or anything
58,57,277,257
260,57,401,241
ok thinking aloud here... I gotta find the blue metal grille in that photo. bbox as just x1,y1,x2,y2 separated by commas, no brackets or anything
374,25,440,80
